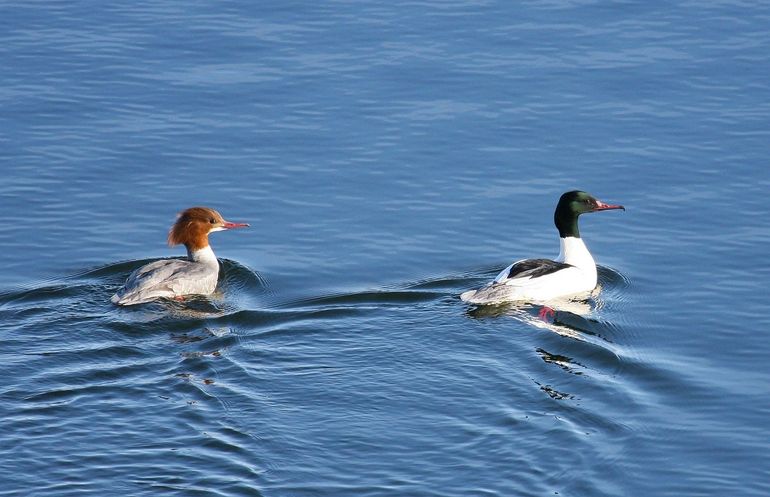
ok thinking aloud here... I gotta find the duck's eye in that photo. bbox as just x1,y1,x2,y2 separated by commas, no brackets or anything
209,218,216,224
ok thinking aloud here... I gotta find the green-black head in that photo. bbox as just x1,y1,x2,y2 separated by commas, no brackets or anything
554,191,625,238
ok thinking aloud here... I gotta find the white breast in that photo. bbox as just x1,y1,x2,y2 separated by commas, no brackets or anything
460,236,598,305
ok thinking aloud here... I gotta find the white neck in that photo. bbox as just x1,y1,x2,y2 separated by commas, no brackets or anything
556,236,595,271
187,245,219,266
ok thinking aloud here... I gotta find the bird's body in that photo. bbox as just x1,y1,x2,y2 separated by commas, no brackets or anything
460,191,623,305
111,207,248,306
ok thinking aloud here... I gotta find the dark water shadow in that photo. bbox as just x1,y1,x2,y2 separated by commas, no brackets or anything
275,272,475,312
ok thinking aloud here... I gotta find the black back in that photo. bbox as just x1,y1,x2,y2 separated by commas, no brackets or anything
505,258,573,280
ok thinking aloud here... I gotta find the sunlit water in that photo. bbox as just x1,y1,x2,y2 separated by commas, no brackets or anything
2,1,769,496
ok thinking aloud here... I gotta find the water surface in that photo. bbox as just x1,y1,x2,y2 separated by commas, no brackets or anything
2,1,769,496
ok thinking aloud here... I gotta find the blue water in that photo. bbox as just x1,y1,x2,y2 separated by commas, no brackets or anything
2,1,769,495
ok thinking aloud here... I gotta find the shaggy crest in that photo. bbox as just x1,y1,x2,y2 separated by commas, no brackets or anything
167,206,224,251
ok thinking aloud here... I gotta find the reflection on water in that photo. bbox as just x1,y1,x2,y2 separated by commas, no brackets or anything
463,266,627,344
464,290,605,340
461,266,630,405
536,348,585,376
535,380,575,401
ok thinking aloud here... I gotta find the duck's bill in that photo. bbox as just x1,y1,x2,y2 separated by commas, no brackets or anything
222,221,250,229
593,201,625,211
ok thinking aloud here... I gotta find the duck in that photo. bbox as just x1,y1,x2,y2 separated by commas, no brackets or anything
111,207,249,306
460,191,624,305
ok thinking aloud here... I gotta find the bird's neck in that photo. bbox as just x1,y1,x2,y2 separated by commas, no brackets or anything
187,244,218,266
556,236,595,270
554,206,581,238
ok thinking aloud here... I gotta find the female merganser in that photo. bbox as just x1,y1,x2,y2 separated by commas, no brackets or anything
460,191,624,305
111,207,249,306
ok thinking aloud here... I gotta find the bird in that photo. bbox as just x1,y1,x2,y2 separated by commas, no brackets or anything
460,191,624,305
111,207,249,306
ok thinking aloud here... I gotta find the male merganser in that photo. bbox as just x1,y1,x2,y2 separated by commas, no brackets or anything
111,207,249,306
460,191,624,305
